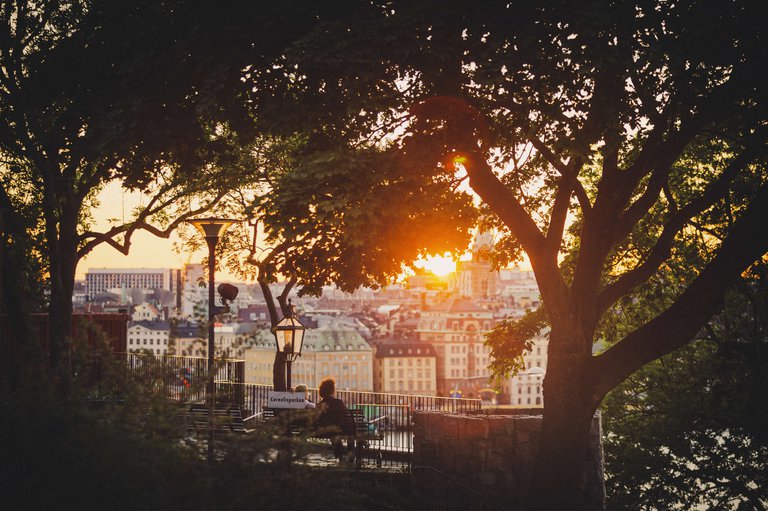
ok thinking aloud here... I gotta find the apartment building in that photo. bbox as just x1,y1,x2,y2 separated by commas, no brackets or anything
373,340,437,395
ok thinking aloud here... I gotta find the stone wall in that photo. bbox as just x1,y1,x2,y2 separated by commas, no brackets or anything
411,411,605,510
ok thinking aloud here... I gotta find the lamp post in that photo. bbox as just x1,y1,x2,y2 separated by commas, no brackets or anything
188,217,236,463
271,300,306,390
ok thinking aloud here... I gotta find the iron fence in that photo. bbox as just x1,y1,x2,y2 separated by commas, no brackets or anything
225,382,482,469
120,355,482,470
125,353,244,404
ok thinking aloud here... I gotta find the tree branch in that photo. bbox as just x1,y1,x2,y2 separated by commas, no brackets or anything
615,131,695,242
592,182,768,401
597,148,757,314
464,150,547,258
529,137,568,175
77,189,229,259
546,157,586,252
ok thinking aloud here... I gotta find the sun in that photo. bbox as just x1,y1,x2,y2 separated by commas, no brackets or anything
415,254,457,277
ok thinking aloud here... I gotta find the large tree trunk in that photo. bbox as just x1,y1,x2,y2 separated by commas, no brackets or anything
526,329,601,511
45,208,80,388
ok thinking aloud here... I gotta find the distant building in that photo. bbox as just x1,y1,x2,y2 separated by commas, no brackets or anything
243,322,374,391
180,264,206,319
507,329,548,407
237,303,271,323
449,231,498,299
417,298,495,397
132,302,163,322
170,321,206,357
373,340,437,395
243,330,281,385
127,320,170,355
498,268,540,309
298,323,374,391
85,268,176,300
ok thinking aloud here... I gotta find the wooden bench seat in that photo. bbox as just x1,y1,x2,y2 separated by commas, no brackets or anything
186,404,247,434
262,406,379,467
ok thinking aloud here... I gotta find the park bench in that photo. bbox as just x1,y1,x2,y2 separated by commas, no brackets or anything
262,406,380,468
186,403,247,434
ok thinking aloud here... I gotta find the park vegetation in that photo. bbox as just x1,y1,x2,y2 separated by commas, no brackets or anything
2,1,767,510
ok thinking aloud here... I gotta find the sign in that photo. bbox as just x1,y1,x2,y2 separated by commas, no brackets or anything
267,391,308,409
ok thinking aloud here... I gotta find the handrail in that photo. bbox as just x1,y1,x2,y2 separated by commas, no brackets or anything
243,412,262,422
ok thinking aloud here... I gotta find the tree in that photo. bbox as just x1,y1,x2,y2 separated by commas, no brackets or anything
0,0,267,381
177,137,477,390
232,2,768,508
602,263,768,510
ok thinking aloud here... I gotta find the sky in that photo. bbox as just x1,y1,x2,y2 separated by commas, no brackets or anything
77,182,209,280
77,183,466,281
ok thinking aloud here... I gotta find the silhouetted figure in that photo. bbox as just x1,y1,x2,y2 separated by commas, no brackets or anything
294,384,316,408
318,377,354,462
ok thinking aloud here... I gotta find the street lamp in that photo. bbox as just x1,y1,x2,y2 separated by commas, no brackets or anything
188,217,237,463
271,300,305,390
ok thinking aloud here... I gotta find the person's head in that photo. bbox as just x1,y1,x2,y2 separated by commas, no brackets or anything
318,377,336,399
294,384,309,398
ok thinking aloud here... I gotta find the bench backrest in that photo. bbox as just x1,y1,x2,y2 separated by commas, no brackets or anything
263,406,367,438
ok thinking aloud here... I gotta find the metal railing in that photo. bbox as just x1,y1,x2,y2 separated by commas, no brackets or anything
124,353,245,404
222,382,482,470
118,355,482,470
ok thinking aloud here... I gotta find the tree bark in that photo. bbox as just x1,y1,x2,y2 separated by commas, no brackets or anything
526,329,600,511
45,209,79,387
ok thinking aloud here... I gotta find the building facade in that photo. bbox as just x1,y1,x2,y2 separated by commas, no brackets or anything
243,322,374,391
373,340,437,395
449,231,498,299
506,329,548,407
417,298,495,397
85,268,175,299
127,320,170,355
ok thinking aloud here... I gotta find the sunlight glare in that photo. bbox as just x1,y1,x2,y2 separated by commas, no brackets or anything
415,254,456,277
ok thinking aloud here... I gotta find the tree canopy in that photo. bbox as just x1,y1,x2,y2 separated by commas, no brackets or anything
230,1,768,507
3,1,767,508
602,262,768,510
0,0,275,372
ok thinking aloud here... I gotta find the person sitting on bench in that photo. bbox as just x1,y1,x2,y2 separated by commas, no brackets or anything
317,377,355,462
294,384,316,409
